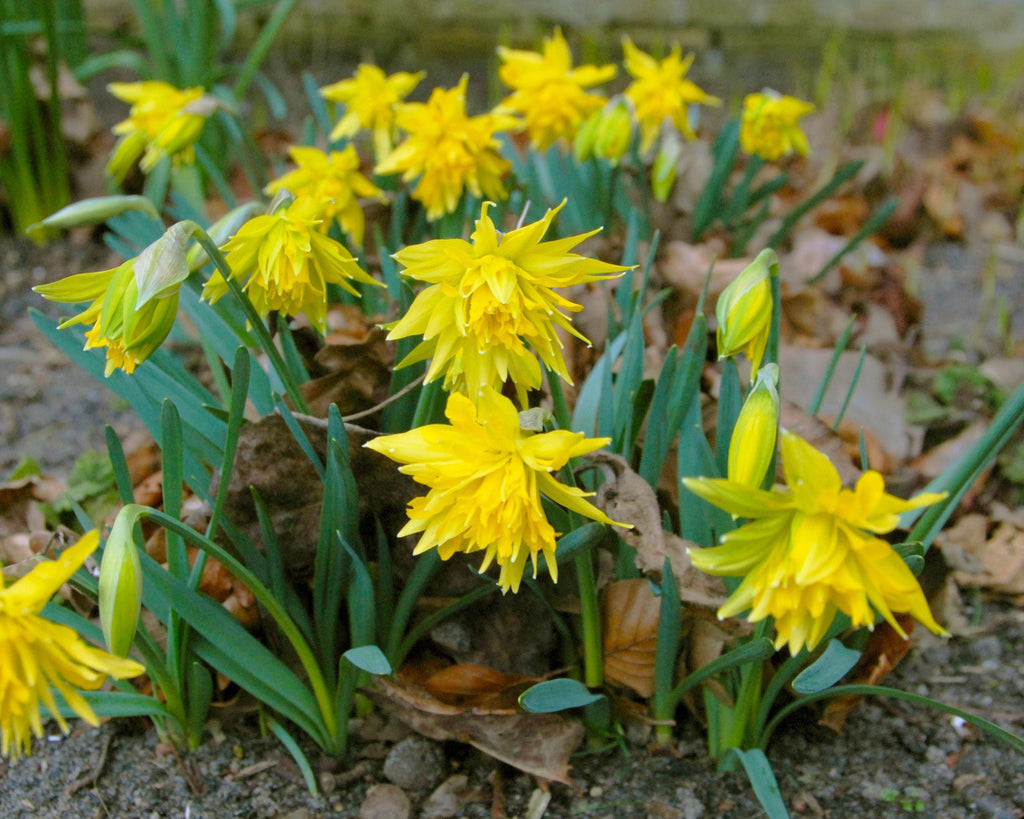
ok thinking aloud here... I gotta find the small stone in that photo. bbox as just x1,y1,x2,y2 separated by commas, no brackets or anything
383,736,446,792
421,774,470,819
359,783,411,819
967,635,1003,666
673,787,705,819
590,786,604,797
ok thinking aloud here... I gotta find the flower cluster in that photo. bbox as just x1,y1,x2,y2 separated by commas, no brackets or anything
0,531,144,759
106,81,217,183
740,90,815,161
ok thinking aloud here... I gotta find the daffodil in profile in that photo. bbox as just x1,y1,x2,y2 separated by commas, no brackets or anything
683,430,948,656
365,389,627,593
716,248,777,379
497,28,617,150
265,145,384,246
386,200,630,399
321,64,424,159
201,194,381,333
0,531,145,759
375,76,516,221
34,222,191,376
622,38,721,151
106,81,218,183
740,90,815,161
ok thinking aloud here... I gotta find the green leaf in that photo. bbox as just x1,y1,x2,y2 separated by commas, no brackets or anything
45,690,170,721
343,645,392,676
792,639,862,695
266,715,319,795
730,748,790,819
518,678,604,713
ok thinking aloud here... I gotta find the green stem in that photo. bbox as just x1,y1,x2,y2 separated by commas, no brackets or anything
576,550,603,688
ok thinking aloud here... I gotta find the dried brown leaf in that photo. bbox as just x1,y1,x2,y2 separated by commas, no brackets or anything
368,676,583,785
602,579,660,697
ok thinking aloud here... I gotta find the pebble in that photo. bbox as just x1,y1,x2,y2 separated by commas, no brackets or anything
967,635,1003,666
421,774,470,819
359,783,411,819
382,735,446,792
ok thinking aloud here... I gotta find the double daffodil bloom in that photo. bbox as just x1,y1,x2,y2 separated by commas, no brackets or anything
321,64,424,159
716,248,777,378
386,200,630,399
740,90,815,162
34,222,191,376
265,145,384,246
728,363,779,489
497,28,617,150
202,195,381,333
622,38,721,151
684,431,947,655
365,389,628,593
106,81,218,182
375,76,517,221
0,531,145,759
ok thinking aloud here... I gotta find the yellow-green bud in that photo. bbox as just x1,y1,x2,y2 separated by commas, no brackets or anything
99,508,144,657
26,195,161,241
652,128,683,203
728,363,779,489
573,110,603,162
594,101,633,165
715,248,778,378
134,221,195,308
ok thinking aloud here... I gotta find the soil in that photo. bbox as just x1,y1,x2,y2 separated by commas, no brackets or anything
2,233,1024,818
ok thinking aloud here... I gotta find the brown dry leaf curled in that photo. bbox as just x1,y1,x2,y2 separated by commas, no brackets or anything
367,675,583,785
602,579,660,697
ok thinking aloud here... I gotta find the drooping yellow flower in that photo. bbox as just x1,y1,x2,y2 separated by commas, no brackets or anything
622,38,721,151
375,76,517,221
0,531,145,759
321,64,424,159
728,363,779,490
106,81,218,182
715,248,777,379
265,145,384,246
365,389,627,593
34,222,191,376
497,29,616,151
202,195,382,333
683,431,948,656
386,200,630,399
740,90,815,161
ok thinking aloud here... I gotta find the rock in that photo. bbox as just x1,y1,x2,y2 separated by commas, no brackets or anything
359,783,411,819
967,635,1003,666
421,774,470,819
673,787,706,819
382,735,446,792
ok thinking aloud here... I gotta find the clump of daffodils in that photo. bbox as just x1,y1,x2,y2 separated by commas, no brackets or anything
385,200,630,401
375,76,517,221
365,389,628,593
0,531,144,759
685,431,947,655
106,81,218,183
497,28,616,151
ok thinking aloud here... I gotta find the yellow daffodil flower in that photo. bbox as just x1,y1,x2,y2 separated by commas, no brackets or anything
201,195,381,334
106,81,218,183
321,64,424,159
728,363,779,489
497,28,616,150
34,222,191,376
0,531,145,759
715,248,777,378
622,38,721,151
365,388,627,593
386,200,630,399
740,90,815,162
265,145,384,246
684,430,948,656
375,76,517,221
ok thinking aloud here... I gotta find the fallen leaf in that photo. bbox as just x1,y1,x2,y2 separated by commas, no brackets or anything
602,579,660,697
423,664,534,709
368,675,584,785
940,516,1024,596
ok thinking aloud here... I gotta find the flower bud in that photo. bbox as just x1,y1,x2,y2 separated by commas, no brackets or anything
651,128,683,203
594,101,633,165
98,509,144,657
715,248,777,377
728,363,779,489
26,195,161,241
134,221,195,308
573,110,603,162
